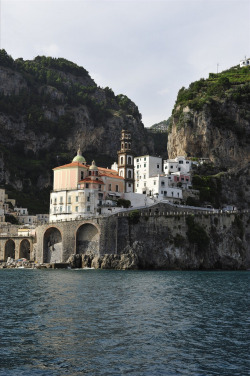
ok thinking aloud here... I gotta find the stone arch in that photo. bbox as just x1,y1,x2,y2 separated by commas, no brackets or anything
43,227,62,263
76,222,99,255
5,239,15,261
19,239,31,260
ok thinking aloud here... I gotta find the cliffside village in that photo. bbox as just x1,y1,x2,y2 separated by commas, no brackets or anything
0,129,202,229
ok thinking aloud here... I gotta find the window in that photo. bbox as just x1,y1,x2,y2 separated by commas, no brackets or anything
125,142,127,149
137,184,139,187
116,185,119,192
109,184,112,191
178,168,181,171
75,206,78,212
86,183,89,188
144,182,146,187
76,196,78,202
87,196,90,201
186,161,189,164
128,184,131,187
128,156,132,164
144,157,146,161
144,164,146,167
60,206,62,212
128,170,132,178
68,196,71,204
137,165,139,169
81,171,84,180
143,174,146,179
179,160,183,164
157,164,159,168
87,206,90,212
136,158,139,162
121,156,124,164
186,178,189,182
89,171,91,176
60,196,63,204
154,181,156,185
161,181,165,186
54,207,56,213
171,165,173,169
67,205,71,212
181,178,184,181
99,184,102,190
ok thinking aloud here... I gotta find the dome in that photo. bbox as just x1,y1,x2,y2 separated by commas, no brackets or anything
89,160,98,170
72,147,86,164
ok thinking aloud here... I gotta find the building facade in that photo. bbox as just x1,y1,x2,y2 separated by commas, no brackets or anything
117,130,134,193
49,150,125,222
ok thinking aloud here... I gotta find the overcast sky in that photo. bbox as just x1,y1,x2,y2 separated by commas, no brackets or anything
1,0,249,127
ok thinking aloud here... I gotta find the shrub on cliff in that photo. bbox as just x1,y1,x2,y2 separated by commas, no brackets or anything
186,215,210,251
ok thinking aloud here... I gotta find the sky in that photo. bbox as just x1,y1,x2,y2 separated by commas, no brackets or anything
1,0,249,127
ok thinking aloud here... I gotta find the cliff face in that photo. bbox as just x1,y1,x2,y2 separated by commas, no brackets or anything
69,208,250,270
168,101,250,168
167,67,250,208
0,51,154,210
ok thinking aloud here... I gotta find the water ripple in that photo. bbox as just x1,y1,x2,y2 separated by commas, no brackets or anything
0,269,249,375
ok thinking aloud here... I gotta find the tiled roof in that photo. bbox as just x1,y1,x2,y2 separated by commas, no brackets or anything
100,173,124,179
53,162,87,170
79,178,104,185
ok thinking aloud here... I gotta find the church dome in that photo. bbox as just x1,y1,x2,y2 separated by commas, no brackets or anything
72,147,86,164
89,160,98,170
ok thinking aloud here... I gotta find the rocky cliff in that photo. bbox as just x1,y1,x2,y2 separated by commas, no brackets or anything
67,207,250,270
168,66,250,208
0,50,154,211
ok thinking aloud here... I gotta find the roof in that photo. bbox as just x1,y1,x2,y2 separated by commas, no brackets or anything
79,178,104,185
53,162,88,170
99,172,124,180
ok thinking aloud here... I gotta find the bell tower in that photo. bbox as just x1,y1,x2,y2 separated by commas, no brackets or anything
117,129,134,193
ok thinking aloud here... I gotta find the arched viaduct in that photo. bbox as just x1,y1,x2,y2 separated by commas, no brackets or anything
35,217,119,263
0,236,34,261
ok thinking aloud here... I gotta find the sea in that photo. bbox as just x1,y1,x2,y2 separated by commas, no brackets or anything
0,269,249,376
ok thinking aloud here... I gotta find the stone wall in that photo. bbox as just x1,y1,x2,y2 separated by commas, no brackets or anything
34,208,250,270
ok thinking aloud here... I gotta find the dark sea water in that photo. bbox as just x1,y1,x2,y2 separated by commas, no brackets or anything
0,269,249,376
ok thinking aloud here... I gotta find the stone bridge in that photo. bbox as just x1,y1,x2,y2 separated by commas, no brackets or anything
0,236,34,261
2,204,249,265
35,216,119,263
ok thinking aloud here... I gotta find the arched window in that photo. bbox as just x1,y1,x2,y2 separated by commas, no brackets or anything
128,156,132,165
121,156,124,164
128,143,131,149
128,170,132,178
119,170,123,177
125,142,127,149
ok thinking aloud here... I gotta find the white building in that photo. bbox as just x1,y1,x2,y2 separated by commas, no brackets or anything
135,155,162,194
134,155,193,202
240,58,250,67
163,156,191,175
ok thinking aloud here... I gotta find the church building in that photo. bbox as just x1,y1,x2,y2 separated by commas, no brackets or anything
49,148,125,222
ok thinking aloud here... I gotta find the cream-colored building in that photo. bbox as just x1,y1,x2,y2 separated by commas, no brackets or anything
49,149,125,222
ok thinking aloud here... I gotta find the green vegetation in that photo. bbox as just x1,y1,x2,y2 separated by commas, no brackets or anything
191,174,222,207
5,214,19,224
128,210,141,224
0,50,145,213
117,198,131,208
171,65,250,133
186,215,210,250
